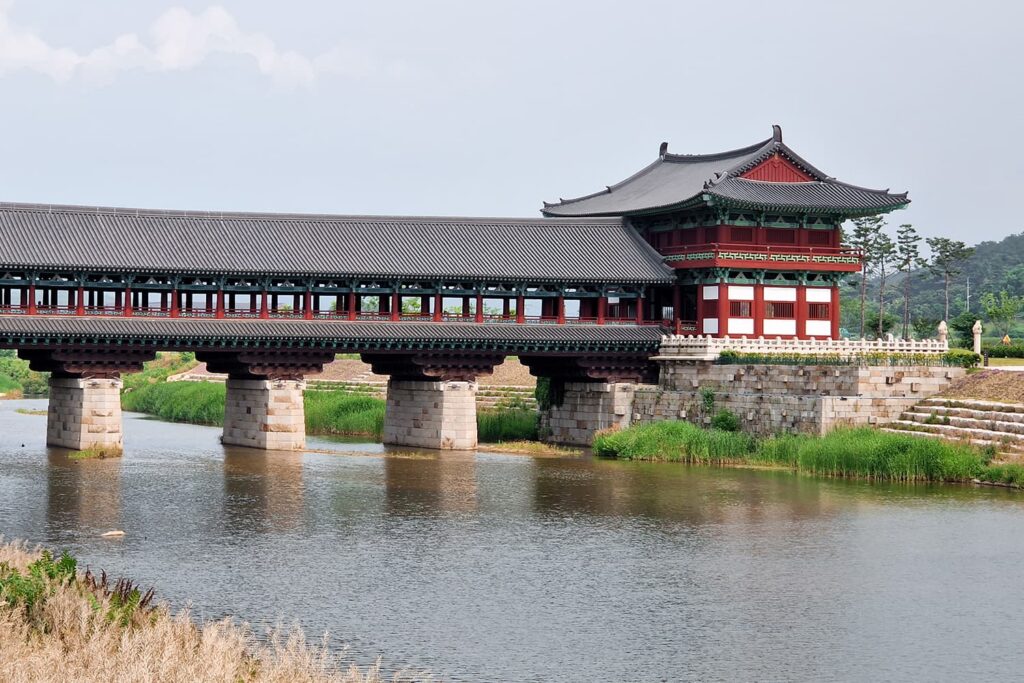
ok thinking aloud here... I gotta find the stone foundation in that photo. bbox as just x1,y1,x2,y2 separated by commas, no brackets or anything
383,380,477,450
223,378,307,451
633,362,966,436
544,382,638,446
47,377,123,451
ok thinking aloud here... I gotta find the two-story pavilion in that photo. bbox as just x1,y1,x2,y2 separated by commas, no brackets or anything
542,125,910,339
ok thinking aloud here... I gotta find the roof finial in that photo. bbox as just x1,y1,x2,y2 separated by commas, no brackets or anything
659,141,669,157
772,124,782,143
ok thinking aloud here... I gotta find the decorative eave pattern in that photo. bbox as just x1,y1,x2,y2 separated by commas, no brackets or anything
0,317,666,354
703,178,910,216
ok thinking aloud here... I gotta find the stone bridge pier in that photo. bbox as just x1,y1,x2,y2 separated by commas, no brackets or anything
19,348,156,451
520,355,658,447
363,352,504,450
196,350,335,450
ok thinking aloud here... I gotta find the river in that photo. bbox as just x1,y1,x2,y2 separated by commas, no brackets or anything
0,398,1022,681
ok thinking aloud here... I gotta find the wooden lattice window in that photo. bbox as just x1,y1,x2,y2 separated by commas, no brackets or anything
729,301,751,317
730,227,754,242
766,228,796,244
765,302,795,318
808,303,831,320
807,230,832,246
705,226,718,243
704,300,718,317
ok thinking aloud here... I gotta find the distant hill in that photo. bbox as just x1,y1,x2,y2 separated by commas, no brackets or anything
841,229,1024,337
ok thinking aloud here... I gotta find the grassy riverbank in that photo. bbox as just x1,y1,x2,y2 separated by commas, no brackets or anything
0,540,389,682
122,380,539,442
593,421,1024,486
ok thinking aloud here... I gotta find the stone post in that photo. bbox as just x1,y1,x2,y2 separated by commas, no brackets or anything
47,377,124,451
223,378,307,451
973,320,983,354
383,379,478,450
937,320,948,347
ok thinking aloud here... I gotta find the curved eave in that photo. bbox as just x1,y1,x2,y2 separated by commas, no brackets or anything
703,192,911,217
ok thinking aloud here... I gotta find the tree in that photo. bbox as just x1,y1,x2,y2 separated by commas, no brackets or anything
925,237,975,322
981,290,1024,338
865,309,898,337
848,216,885,337
911,316,940,340
872,231,897,338
895,223,922,339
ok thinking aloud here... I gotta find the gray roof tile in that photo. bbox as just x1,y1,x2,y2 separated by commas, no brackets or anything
0,203,673,285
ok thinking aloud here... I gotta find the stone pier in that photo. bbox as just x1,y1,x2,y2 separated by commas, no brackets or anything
223,378,307,451
46,376,124,451
383,379,478,450
543,381,638,446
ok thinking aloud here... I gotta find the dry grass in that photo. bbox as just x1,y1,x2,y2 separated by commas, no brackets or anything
0,539,417,683
941,370,1024,404
482,441,582,457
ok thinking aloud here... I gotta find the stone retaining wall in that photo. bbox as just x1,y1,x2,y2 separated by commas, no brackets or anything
383,380,477,450
223,378,306,451
633,362,965,436
543,382,637,446
47,377,123,451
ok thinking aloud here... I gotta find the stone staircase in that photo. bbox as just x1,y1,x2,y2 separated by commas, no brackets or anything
882,397,1024,457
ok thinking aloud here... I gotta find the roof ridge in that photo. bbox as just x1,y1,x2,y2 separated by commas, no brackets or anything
0,201,624,226
717,175,907,197
663,137,773,164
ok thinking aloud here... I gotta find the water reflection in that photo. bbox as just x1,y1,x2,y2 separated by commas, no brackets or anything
45,448,122,540
223,447,305,533
383,449,478,515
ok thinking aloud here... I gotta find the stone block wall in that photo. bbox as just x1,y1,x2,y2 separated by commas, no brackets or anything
632,362,965,436
223,378,306,451
383,380,477,450
543,382,638,446
47,377,123,451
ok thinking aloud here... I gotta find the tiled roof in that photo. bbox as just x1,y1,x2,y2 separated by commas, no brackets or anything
541,127,909,217
0,203,673,285
0,316,665,352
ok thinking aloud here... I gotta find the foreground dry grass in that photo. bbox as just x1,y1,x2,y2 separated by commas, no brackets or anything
0,541,414,683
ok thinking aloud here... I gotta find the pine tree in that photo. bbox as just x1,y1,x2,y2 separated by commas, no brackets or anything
925,237,975,322
848,216,885,337
872,231,897,338
895,224,922,339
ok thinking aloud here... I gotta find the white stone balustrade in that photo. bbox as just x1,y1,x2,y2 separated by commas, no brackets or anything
655,334,949,361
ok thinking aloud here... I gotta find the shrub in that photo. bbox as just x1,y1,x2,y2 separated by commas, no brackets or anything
477,408,538,442
942,349,981,368
710,409,740,432
983,344,1024,358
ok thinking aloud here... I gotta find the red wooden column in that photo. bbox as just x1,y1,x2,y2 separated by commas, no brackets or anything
170,289,180,318
390,292,400,322
303,291,312,320
597,296,607,325
717,281,729,338
831,284,841,340
216,288,226,319
796,283,808,339
433,293,442,322
259,290,269,319
695,286,704,333
556,294,565,324
475,294,484,323
123,287,133,317
27,284,36,315
420,296,430,318
635,293,645,324
672,284,682,335
516,295,525,324
76,286,85,316
461,296,470,318
753,283,764,338
347,292,356,320
502,298,511,319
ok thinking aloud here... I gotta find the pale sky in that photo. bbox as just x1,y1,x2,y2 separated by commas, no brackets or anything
0,1,1020,245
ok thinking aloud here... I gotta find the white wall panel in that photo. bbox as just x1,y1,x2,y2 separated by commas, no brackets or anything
728,318,754,335
728,285,754,301
702,285,719,300
763,287,797,302
763,319,796,336
806,288,832,303
806,320,832,337
702,318,719,334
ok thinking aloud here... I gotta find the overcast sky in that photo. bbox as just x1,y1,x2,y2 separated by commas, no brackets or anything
0,1,1019,245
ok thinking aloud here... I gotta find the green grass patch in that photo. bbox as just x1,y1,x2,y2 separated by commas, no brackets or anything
305,391,385,438
15,408,47,416
594,422,996,484
68,446,123,460
122,381,226,426
478,408,538,443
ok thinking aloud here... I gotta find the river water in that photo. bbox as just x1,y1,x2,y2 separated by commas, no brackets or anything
1,399,1023,681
